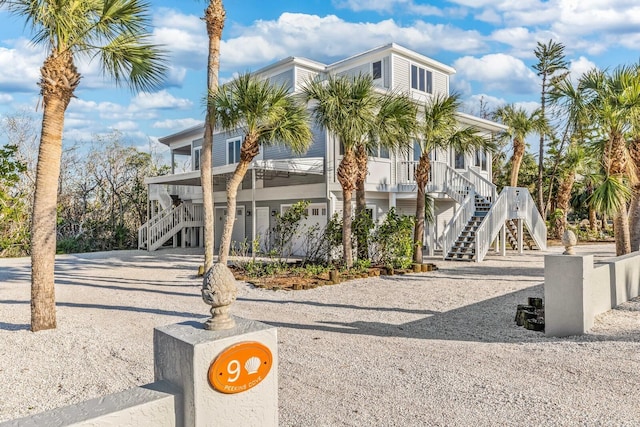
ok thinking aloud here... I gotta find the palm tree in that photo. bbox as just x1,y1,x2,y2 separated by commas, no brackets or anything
493,105,547,188
201,0,225,272
0,0,166,331
354,92,417,260
533,40,568,216
547,75,590,237
210,73,313,264
303,74,379,268
581,66,640,255
413,93,492,263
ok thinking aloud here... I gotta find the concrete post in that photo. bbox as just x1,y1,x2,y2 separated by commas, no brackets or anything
500,225,506,256
517,219,523,254
154,317,278,427
544,254,593,337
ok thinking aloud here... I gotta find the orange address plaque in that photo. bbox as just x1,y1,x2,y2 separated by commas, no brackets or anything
208,341,273,394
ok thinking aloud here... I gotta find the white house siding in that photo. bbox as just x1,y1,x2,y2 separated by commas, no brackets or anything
269,69,294,90
212,130,244,168
295,67,320,91
395,199,416,217
433,71,448,97
337,62,370,78
435,199,456,241
383,56,391,89
262,123,325,160
366,159,392,190
392,56,410,93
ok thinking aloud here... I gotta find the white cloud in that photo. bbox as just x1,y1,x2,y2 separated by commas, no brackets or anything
569,56,597,81
220,13,486,71
152,118,202,130
0,39,43,92
130,90,193,111
111,121,139,132
460,93,507,116
0,93,13,104
453,53,539,95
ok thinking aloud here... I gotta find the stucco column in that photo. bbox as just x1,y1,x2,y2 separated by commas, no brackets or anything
154,318,278,427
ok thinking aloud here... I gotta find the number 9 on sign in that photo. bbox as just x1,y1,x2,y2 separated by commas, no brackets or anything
208,341,273,394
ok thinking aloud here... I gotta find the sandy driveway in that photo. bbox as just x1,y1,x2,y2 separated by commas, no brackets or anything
1,244,639,426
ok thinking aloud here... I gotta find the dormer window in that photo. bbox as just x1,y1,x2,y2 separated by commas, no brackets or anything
411,65,433,94
372,61,382,80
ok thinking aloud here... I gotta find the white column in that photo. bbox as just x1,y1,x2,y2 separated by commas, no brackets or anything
500,225,506,256
517,219,523,254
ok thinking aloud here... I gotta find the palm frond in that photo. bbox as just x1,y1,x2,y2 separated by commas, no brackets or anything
588,175,632,216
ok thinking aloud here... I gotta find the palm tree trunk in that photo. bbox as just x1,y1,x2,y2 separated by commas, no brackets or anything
554,171,575,238
337,149,357,268
510,137,525,187
630,186,640,251
589,208,597,233
31,51,79,332
31,96,66,331
202,0,225,271
218,135,258,264
355,144,368,260
614,203,631,256
413,153,430,263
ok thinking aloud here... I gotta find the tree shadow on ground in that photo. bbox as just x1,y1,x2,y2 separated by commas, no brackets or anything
248,284,640,344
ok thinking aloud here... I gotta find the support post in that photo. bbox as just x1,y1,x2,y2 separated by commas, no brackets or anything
500,224,506,256
154,318,278,427
517,219,523,254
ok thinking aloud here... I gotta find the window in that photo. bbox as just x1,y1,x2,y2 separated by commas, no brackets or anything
411,65,433,94
454,150,465,169
372,61,382,80
474,149,487,171
368,142,390,159
227,137,241,164
413,140,421,161
193,147,201,171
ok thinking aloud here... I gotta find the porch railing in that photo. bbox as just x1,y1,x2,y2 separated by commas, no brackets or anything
138,203,204,251
441,188,476,256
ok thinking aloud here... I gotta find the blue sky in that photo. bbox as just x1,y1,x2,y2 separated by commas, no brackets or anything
1,0,639,157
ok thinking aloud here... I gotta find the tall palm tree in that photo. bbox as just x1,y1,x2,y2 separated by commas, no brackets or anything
303,74,378,268
493,104,547,188
581,66,640,255
354,92,417,260
210,73,312,264
547,75,590,237
201,0,225,272
629,138,640,250
413,93,492,263
0,0,166,331
533,39,568,216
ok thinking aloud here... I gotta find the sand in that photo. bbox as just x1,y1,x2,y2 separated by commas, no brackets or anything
1,244,639,426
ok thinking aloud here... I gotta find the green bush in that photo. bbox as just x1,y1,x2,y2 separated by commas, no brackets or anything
371,208,414,269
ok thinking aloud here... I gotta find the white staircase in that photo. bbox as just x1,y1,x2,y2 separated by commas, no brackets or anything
439,166,547,262
138,202,204,251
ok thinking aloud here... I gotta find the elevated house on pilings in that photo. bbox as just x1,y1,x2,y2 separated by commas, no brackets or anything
139,43,546,262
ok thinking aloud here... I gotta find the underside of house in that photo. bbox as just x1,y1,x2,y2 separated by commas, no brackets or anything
139,43,547,262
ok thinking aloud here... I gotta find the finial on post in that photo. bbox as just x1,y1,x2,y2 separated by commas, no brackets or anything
561,229,577,255
201,263,237,330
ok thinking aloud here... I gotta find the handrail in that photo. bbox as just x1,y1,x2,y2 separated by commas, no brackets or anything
441,188,476,258
443,166,474,204
502,187,547,251
139,202,205,250
466,167,497,202
474,190,508,262
474,186,547,262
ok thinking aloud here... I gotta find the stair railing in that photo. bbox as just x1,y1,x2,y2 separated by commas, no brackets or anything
441,188,476,259
474,190,508,262
466,168,497,203
443,166,475,204
501,187,547,251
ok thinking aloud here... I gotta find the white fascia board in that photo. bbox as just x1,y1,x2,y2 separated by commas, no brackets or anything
144,170,201,185
255,57,327,77
158,123,205,146
327,43,456,76
455,112,508,133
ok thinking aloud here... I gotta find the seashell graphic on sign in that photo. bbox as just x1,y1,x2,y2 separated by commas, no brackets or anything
244,356,261,375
